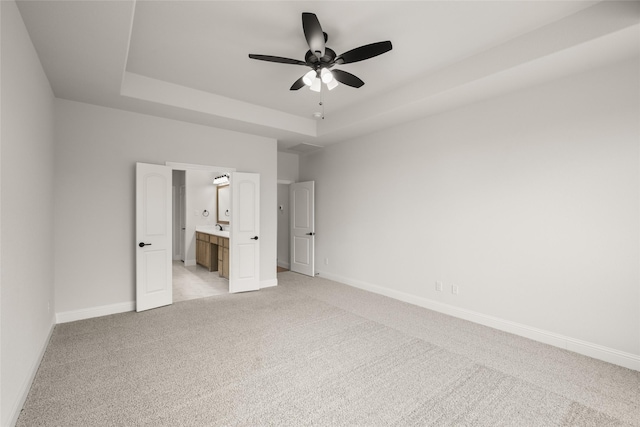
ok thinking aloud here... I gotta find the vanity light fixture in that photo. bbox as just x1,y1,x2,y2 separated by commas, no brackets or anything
213,174,230,185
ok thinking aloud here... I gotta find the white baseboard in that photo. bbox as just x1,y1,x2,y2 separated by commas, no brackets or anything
317,271,640,372
184,259,196,267
277,260,290,269
54,278,279,324
7,319,55,427
56,301,135,324
261,278,278,288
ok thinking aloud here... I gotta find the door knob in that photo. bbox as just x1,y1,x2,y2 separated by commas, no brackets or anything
306,232,316,236
250,236,259,240
138,242,152,247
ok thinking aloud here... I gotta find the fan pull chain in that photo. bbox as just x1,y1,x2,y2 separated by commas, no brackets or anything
320,87,325,120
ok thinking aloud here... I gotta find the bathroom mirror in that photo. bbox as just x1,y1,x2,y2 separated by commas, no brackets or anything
217,184,230,224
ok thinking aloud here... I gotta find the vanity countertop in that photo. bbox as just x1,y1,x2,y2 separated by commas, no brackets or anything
196,226,230,238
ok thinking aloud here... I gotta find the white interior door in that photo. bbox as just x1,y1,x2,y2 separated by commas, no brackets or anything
290,181,315,276
136,162,172,312
230,172,260,293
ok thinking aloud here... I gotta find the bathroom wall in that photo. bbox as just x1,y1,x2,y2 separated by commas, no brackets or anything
184,169,219,266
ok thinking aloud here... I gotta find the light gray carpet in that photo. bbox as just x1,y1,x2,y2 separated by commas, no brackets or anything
18,272,640,426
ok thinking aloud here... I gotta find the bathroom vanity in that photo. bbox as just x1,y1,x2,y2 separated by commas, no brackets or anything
195,228,230,279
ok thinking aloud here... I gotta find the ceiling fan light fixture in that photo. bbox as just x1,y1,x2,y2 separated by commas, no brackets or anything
302,70,316,86
320,68,333,83
310,77,322,92
249,13,393,93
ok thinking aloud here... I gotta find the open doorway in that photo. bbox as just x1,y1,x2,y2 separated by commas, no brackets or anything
137,162,260,311
277,181,291,273
278,180,316,276
171,167,230,302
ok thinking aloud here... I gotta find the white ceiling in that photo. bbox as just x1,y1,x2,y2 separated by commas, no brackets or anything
15,1,640,151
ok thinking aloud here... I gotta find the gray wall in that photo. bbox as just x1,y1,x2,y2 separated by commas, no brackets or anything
301,58,640,361
1,1,56,424
54,99,278,315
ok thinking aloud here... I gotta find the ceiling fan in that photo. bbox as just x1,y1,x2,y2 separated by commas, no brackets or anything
249,12,392,92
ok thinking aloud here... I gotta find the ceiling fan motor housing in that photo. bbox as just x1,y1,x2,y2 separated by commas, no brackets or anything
305,47,337,70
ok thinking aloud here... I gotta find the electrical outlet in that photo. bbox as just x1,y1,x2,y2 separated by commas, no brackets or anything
435,281,443,292
451,284,459,295
324,258,329,265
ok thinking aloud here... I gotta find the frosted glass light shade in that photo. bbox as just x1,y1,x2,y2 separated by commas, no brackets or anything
321,68,333,83
302,70,316,86
310,77,321,92
327,79,338,90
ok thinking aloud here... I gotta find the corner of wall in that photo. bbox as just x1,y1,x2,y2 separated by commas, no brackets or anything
56,302,135,324
5,321,55,427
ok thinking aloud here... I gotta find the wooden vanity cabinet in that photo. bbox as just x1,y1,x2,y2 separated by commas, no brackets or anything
223,247,229,278
195,232,211,270
218,237,229,279
195,232,228,278
217,238,223,276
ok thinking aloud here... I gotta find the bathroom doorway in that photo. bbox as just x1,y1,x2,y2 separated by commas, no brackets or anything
170,164,234,302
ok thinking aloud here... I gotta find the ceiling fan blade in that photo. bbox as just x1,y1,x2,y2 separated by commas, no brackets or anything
302,12,325,59
248,54,306,66
332,69,364,88
336,41,393,64
290,76,306,90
